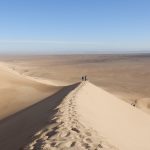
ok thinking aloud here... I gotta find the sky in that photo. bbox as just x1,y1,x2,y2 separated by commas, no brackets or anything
0,0,150,54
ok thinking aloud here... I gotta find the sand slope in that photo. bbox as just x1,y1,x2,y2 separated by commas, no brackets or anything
4,54,150,112
24,82,118,150
0,83,78,150
1,72,150,150
24,81,150,150
77,82,150,150
0,63,60,119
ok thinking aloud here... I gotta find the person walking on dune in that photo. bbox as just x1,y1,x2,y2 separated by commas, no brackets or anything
85,75,87,81
81,76,84,81
81,75,88,81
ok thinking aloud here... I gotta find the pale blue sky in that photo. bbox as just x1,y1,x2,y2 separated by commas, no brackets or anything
0,0,150,54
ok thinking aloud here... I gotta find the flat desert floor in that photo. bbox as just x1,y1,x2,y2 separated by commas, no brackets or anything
0,54,150,150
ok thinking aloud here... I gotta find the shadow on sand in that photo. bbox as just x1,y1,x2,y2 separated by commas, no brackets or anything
0,82,80,150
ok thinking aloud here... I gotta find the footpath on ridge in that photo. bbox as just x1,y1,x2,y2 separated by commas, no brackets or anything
24,81,118,150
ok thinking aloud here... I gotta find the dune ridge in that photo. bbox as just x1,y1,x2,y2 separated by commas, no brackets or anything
24,81,150,150
77,82,150,150
1,59,150,150
0,62,68,86
2,54,150,114
0,83,79,150
0,62,61,119
24,82,118,150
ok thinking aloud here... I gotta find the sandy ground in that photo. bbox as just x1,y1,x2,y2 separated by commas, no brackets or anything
0,54,150,149
23,82,118,150
0,62,61,119
77,82,150,150
23,81,150,150
2,54,150,113
0,83,78,150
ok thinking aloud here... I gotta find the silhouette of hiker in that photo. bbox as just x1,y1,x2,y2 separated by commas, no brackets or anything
81,75,88,81
85,75,87,81
81,76,84,81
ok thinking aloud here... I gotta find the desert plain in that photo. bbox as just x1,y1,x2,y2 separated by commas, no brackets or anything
0,54,150,150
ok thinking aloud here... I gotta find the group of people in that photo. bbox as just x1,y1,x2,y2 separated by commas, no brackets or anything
81,75,87,81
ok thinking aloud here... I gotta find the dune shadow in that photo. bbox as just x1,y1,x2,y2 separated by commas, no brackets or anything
0,82,80,150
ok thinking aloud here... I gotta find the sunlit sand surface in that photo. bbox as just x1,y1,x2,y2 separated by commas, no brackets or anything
0,54,150,149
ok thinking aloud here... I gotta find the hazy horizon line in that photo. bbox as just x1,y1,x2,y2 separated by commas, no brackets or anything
0,50,150,56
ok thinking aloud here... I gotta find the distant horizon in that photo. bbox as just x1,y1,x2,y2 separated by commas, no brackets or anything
1,49,150,56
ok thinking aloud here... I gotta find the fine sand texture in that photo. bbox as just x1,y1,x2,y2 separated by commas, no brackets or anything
0,63,60,119
0,83,79,150
23,81,150,150
0,54,150,150
77,82,150,150
23,82,118,150
2,54,150,113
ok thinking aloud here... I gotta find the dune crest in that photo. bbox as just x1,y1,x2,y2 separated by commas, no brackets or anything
23,81,150,150
0,62,60,119
77,82,150,150
0,62,68,86
24,82,118,150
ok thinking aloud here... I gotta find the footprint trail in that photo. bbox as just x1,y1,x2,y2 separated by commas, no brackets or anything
24,82,118,150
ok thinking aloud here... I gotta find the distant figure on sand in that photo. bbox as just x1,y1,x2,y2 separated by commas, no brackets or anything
85,75,87,81
81,76,88,81
81,76,84,81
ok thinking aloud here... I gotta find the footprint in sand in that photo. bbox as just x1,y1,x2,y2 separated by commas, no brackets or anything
23,82,118,150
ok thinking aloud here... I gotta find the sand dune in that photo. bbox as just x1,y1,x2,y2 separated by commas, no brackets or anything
0,62,68,86
1,56,150,149
24,82,117,150
0,83,78,150
77,82,150,150
3,54,150,114
0,63,60,119
23,81,150,150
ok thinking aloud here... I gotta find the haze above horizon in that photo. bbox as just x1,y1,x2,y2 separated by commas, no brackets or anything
0,0,150,54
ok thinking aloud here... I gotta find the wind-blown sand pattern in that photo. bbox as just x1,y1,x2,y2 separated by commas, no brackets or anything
3,54,150,114
1,55,150,150
24,82,117,150
0,62,60,119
